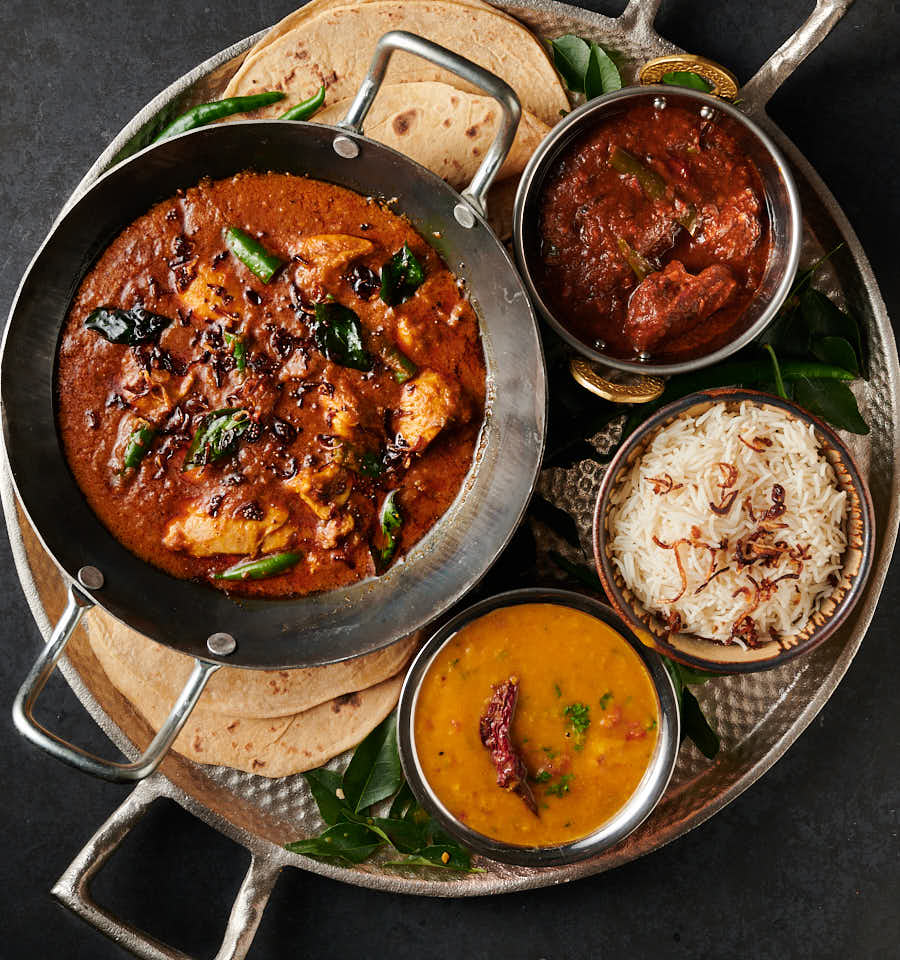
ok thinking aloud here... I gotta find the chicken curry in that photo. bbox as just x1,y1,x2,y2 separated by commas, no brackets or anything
57,172,486,596
535,101,772,362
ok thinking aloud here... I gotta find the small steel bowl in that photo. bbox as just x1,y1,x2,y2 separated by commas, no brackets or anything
396,587,680,867
512,85,802,377
593,388,875,673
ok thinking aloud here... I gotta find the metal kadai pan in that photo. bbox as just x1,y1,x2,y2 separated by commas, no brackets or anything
1,31,547,783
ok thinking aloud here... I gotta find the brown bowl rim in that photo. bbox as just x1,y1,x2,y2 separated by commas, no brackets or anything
592,387,876,673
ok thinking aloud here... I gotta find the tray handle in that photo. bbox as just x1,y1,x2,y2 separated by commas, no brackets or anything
336,30,521,221
12,582,219,783
52,779,281,960
741,0,855,113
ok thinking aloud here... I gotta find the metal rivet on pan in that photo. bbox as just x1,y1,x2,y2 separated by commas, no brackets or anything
332,135,359,159
454,203,476,229
653,96,667,110
700,105,715,120
593,339,607,351
77,566,104,590
638,351,651,362
207,632,237,656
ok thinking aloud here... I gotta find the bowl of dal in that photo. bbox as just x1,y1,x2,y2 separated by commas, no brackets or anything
396,588,680,867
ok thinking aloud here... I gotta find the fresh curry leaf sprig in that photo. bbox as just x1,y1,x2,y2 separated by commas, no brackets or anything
548,35,622,99
286,714,479,871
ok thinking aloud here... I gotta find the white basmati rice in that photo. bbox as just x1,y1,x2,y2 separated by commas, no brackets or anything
608,401,847,646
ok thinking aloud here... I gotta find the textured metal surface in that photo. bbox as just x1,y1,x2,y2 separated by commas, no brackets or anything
397,589,680,867
1,102,545,675
3,1,897,954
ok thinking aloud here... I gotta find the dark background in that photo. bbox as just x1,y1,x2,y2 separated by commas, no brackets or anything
1,1,898,957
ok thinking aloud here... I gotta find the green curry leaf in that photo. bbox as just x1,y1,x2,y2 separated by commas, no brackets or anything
379,243,426,306
661,70,713,92
341,713,403,813
85,305,172,345
312,302,372,371
285,822,384,864
548,35,591,92
811,336,860,377
372,490,403,574
584,41,621,99
792,377,869,435
799,287,864,373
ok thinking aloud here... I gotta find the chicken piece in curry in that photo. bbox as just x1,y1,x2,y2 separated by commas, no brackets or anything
56,173,486,596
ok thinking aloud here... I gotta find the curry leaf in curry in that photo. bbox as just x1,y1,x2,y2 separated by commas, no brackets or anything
85,305,172,345
223,331,247,372
379,243,426,306
545,773,574,797
372,490,403,574
183,408,251,470
311,302,373,371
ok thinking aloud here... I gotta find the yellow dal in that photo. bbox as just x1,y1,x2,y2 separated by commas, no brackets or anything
414,603,660,846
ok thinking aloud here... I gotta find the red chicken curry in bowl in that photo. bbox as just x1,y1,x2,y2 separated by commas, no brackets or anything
514,86,801,376
57,172,486,597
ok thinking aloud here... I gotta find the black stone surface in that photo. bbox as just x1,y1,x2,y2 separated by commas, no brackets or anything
1,1,898,957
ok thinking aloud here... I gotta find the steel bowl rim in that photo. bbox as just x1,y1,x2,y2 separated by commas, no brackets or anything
396,586,680,867
592,386,876,674
0,118,548,670
511,83,803,376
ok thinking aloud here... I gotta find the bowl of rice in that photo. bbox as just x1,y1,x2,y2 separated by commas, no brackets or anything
593,388,874,672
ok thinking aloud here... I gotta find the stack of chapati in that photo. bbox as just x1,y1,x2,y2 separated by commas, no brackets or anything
87,617,419,777
223,0,566,199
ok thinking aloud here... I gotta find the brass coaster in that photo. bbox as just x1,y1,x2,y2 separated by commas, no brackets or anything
639,54,739,101
569,356,665,404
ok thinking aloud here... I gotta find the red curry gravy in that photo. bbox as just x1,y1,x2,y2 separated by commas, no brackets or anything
536,101,772,361
57,172,485,597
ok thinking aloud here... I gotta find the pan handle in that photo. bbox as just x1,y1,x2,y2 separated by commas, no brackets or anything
337,30,521,220
741,0,854,114
52,778,282,960
12,582,219,783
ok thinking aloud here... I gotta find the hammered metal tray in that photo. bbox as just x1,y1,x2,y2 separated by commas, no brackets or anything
5,1,898,957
